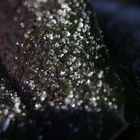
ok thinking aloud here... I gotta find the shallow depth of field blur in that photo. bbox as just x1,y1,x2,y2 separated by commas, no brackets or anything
0,0,140,140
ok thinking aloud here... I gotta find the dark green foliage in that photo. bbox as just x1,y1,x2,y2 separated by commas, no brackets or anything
0,0,132,139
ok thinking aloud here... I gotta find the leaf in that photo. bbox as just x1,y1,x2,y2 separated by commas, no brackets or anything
0,0,127,139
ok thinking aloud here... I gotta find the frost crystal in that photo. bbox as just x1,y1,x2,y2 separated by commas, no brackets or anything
0,0,126,139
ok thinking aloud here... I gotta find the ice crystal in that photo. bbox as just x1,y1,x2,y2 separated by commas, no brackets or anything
0,0,126,139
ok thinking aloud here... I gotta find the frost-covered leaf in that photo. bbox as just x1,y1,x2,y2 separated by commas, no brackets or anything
0,0,127,139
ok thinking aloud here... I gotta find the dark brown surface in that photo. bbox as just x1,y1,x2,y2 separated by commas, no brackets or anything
0,0,32,75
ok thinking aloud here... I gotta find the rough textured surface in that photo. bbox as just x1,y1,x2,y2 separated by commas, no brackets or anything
0,0,127,140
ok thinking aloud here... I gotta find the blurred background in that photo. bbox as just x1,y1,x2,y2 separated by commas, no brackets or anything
93,1,140,139
93,0,140,93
